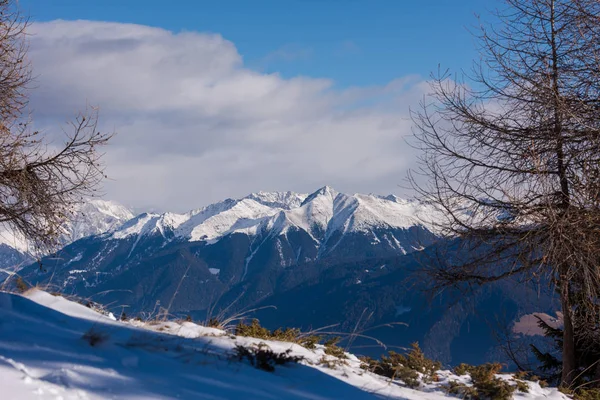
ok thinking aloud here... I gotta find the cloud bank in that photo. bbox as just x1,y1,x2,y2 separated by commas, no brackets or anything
27,20,427,212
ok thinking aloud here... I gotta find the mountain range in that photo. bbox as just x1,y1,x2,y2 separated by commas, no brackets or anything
0,199,134,273
11,186,556,365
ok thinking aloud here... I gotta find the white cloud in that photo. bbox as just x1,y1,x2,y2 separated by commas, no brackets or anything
27,20,427,212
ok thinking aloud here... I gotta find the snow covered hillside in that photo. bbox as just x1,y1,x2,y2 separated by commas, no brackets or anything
0,289,567,400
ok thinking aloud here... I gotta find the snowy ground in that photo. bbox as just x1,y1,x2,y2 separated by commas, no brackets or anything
0,289,568,400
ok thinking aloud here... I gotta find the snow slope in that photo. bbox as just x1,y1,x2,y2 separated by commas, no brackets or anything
0,289,568,400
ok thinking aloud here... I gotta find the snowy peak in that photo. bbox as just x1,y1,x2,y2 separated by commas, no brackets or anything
244,191,307,210
83,199,134,221
290,186,340,238
184,198,276,243
349,194,429,231
278,188,435,242
0,199,134,255
107,187,440,247
299,185,338,207
64,199,135,243
111,212,162,240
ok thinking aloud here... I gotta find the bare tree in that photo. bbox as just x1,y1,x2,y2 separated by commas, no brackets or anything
411,0,600,387
0,0,112,252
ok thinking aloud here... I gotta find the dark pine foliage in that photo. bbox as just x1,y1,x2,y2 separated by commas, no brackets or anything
531,311,600,388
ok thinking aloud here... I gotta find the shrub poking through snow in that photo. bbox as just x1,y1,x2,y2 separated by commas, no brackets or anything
359,342,440,388
234,319,322,350
394,366,421,388
454,363,473,376
237,319,283,338
446,363,517,400
524,374,546,386
574,388,600,400
402,342,441,380
323,337,347,359
15,277,29,293
559,388,600,400
514,380,529,393
299,335,321,350
317,354,348,370
206,317,222,328
233,342,303,372
314,337,350,369
447,380,480,398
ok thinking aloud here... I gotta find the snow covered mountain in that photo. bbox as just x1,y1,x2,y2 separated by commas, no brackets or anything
17,186,439,307
0,199,134,271
61,199,135,244
110,186,440,254
15,187,553,367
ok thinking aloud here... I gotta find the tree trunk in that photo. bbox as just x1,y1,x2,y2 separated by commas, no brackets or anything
560,277,577,387
550,2,577,387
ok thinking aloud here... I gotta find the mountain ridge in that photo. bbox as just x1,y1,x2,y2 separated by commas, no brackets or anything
0,199,134,272
15,186,440,301
105,186,440,255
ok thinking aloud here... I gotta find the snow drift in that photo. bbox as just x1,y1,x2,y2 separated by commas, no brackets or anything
0,289,568,399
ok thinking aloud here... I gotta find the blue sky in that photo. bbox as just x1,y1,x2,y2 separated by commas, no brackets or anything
21,1,501,211
22,0,497,88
